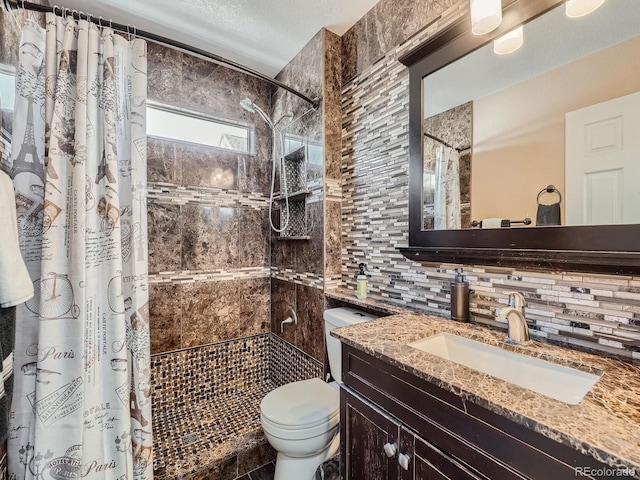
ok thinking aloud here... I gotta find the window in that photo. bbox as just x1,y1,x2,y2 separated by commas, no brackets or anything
0,65,15,112
146,101,253,154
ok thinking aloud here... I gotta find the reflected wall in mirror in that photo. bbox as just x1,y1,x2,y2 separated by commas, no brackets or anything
422,103,472,230
422,0,640,230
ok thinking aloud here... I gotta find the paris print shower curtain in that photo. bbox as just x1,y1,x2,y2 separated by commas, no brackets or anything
434,145,461,230
6,14,152,480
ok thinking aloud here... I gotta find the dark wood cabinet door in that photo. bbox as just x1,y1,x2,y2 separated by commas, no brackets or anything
342,388,401,480
405,428,484,480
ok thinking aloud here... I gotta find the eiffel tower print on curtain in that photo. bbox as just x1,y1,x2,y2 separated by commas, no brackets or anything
11,94,44,180
95,149,117,184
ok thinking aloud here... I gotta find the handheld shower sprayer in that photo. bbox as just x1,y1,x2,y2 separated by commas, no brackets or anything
240,98,274,128
240,98,290,234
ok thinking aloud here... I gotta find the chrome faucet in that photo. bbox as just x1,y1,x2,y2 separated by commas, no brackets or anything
498,291,530,344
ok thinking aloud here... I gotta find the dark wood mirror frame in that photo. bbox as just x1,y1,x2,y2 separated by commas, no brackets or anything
398,0,640,275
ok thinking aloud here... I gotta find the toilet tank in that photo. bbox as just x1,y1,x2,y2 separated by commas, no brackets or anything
324,307,378,384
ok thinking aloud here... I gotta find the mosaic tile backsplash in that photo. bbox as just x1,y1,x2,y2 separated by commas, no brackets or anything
151,333,323,480
340,0,640,362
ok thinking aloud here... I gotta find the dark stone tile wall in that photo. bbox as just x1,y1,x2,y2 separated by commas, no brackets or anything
146,41,274,355
323,31,343,288
271,279,326,363
270,31,327,363
423,102,472,229
340,0,460,84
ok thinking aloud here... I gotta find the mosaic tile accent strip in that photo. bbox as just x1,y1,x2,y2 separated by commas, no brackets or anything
324,178,342,202
324,276,342,291
151,333,322,480
270,267,324,290
149,267,270,284
305,178,324,204
340,0,640,361
148,182,270,210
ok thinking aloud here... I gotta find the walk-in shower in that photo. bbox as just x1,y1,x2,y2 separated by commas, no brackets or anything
240,98,292,233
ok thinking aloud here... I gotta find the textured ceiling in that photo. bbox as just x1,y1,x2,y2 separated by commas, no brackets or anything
52,0,380,77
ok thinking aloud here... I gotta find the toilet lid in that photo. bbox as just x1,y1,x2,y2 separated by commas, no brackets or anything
260,378,339,428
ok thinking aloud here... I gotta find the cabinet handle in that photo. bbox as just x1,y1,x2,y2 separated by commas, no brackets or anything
398,453,411,471
383,442,397,458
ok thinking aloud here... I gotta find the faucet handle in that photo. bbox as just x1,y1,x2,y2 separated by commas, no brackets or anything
504,291,525,310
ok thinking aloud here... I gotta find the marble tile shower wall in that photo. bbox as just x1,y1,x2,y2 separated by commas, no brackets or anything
146,42,274,354
270,30,342,364
340,0,640,362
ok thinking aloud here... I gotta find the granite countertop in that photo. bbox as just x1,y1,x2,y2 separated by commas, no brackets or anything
332,313,640,475
325,288,410,315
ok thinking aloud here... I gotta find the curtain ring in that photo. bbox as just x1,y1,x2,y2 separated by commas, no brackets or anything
98,16,103,28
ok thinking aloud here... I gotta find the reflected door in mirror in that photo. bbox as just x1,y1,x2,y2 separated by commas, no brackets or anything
565,91,640,225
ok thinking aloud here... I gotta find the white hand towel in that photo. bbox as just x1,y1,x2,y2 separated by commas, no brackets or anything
482,218,503,229
0,170,34,307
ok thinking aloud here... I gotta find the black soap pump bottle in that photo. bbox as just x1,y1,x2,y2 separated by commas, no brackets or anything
450,268,470,322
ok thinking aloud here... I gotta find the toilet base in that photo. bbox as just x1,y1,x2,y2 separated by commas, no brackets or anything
273,432,340,480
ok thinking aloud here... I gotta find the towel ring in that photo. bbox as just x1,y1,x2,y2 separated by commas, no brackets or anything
537,185,562,204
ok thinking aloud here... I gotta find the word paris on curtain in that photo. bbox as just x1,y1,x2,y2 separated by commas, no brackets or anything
6,14,153,480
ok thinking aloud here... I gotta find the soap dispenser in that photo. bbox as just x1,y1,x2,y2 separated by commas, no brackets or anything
450,268,470,322
356,263,369,299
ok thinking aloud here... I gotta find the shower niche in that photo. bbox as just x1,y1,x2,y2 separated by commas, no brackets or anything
276,146,310,240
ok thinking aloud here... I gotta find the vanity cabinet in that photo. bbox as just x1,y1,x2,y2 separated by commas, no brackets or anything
342,389,480,480
340,344,620,480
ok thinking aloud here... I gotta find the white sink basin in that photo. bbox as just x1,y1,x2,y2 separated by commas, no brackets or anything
408,333,601,405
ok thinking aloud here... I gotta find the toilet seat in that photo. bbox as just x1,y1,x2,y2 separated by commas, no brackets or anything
260,378,339,440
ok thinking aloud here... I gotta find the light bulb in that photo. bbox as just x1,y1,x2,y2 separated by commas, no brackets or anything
493,25,524,55
565,0,606,18
470,0,502,35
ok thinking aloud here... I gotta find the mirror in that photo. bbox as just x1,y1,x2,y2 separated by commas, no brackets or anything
421,0,640,230
399,0,640,273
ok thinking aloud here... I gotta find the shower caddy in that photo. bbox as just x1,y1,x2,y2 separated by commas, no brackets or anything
275,146,310,240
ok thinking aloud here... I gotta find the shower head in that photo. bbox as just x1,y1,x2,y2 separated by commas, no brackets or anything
240,98,256,113
240,98,274,128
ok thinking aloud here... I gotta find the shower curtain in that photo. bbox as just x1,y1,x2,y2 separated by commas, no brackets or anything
434,145,461,230
7,15,152,480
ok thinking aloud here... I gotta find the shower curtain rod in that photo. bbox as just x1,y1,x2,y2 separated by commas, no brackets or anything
423,132,469,153
2,0,320,110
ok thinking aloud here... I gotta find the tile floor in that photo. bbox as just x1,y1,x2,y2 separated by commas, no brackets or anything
238,457,340,480
153,381,278,480
151,334,325,480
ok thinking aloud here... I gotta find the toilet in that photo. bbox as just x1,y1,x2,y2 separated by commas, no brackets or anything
260,307,378,480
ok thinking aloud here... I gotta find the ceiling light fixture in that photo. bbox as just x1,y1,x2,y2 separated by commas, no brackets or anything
470,0,502,35
493,25,524,55
565,0,606,18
